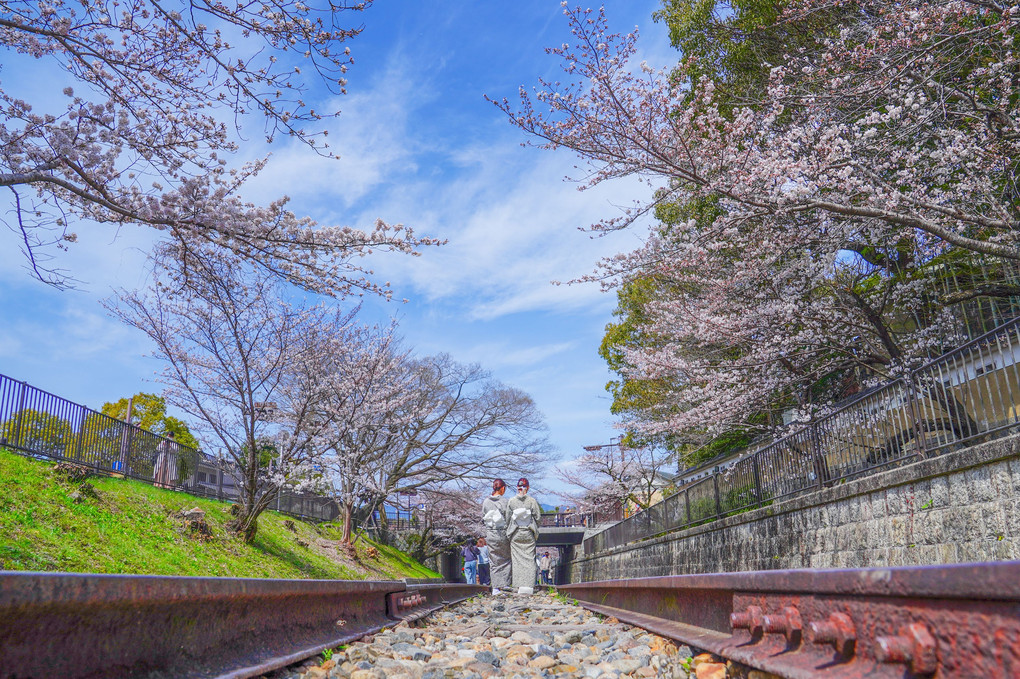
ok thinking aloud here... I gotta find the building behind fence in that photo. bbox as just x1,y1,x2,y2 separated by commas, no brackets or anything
585,315,1020,555
0,374,338,522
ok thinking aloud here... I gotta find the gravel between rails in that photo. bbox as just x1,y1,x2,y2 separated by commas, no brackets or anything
267,590,774,679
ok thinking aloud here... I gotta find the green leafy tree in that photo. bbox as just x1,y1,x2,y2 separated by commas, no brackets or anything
0,409,74,457
653,0,857,114
655,0,788,101
77,412,121,466
100,393,199,450
71,394,200,479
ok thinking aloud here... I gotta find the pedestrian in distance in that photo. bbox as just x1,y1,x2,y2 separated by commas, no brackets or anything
505,477,541,595
482,478,512,593
462,541,479,585
540,551,552,585
153,431,179,490
477,537,491,586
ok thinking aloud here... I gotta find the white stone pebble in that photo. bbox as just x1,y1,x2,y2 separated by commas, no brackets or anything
283,590,701,679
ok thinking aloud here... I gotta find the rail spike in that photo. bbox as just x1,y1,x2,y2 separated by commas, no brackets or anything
808,612,856,658
729,605,764,638
876,622,939,675
762,605,802,644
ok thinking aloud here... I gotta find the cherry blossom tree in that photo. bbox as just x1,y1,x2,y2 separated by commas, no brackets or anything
358,354,552,523
400,487,485,565
310,350,551,545
106,246,349,541
297,322,416,545
278,329,551,547
494,2,1018,259
494,1,1020,447
556,438,675,515
112,246,554,546
1,0,439,293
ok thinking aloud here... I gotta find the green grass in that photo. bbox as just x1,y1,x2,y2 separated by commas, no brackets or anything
0,448,439,580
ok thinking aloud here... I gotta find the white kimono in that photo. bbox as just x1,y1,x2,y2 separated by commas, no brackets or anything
481,493,511,588
505,493,541,589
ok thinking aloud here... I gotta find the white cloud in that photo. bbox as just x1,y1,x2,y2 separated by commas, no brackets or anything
231,20,659,325
360,146,652,321
2,300,149,362
59,306,151,359
454,340,576,369
237,57,431,215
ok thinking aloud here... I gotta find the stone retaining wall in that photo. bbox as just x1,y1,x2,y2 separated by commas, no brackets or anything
569,434,1020,582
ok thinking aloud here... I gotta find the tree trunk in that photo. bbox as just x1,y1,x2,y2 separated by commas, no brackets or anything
228,501,260,542
341,501,354,545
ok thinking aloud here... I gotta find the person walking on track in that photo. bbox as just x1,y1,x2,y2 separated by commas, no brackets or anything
482,479,511,593
505,477,541,595
477,537,491,586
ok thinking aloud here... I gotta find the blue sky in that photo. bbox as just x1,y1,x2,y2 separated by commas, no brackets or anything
0,1,674,497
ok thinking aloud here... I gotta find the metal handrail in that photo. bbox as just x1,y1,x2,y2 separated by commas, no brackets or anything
584,315,1020,555
0,373,339,523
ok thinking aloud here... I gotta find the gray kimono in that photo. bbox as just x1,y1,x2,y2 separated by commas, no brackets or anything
481,493,511,589
505,492,541,589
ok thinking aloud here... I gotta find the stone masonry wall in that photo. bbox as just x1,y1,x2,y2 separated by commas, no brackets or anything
569,434,1020,582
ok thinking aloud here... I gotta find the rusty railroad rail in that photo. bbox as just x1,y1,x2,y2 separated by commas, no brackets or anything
562,561,1020,679
4,562,1019,678
0,572,486,678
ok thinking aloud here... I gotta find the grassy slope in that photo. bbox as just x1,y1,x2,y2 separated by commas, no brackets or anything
0,448,438,580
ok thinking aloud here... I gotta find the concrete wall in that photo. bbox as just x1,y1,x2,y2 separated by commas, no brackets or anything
570,434,1020,582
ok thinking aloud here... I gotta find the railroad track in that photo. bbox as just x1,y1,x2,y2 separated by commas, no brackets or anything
5,562,1019,678
562,561,1020,678
0,572,486,678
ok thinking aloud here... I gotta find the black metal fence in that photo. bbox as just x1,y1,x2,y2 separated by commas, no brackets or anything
0,373,338,522
584,316,1020,555
540,510,591,528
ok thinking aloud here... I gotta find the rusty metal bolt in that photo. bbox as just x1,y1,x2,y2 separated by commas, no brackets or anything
730,605,764,637
763,606,803,644
876,623,938,675
809,612,856,657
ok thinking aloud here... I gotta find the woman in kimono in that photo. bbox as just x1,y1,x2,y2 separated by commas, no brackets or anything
481,479,511,593
505,477,541,594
